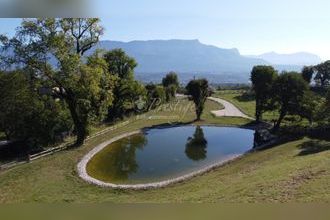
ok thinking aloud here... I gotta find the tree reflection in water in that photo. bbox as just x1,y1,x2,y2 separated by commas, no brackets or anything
99,134,147,181
185,126,208,161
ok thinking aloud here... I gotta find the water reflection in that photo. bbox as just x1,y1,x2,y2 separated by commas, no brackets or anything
87,126,254,184
95,134,147,181
185,126,208,161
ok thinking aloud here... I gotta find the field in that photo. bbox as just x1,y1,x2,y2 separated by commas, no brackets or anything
0,98,329,203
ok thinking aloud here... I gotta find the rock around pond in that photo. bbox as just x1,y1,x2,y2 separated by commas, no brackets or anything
85,126,255,185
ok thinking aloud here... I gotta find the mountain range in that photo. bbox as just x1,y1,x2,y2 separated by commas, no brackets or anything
2,39,322,83
87,40,322,83
248,52,322,66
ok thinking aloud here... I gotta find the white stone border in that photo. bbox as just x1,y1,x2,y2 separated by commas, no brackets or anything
77,129,245,190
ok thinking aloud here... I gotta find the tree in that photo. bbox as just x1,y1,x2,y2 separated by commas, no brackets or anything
272,72,309,131
251,66,278,122
186,79,209,121
301,66,314,84
104,49,146,120
108,79,147,119
0,71,72,149
162,72,179,87
319,89,330,124
298,91,322,126
145,84,166,110
103,49,137,79
164,84,177,102
185,126,208,161
314,61,330,88
0,18,114,146
162,72,179,102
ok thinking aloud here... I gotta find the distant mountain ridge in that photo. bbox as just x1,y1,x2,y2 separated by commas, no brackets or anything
248,51,322,66
1,39,322,83
88,39,268,76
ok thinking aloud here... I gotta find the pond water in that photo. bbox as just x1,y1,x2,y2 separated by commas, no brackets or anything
86,126,255,184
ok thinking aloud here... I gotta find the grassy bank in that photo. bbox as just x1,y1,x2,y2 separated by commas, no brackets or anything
0,98,329,203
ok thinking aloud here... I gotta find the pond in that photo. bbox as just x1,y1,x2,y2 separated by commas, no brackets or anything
86,126,255,184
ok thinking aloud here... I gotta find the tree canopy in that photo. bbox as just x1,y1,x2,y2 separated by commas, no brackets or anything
103,49,137,79
273,72,309,131
104,49,146,120
162,72,179,102
0,18,114,146
251,65,278,122
314,61,330,88
186,79,209,121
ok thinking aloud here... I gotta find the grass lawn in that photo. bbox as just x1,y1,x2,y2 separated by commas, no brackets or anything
214,90,312,127
0,98,329,203
214,90,278,121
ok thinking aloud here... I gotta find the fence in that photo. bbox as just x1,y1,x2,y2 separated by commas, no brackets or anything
0,119,136,171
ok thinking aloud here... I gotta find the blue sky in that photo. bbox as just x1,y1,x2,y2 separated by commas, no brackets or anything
1,0,330,59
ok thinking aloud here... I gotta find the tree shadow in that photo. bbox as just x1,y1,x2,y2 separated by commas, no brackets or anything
297,140,330,156
233,93,255,102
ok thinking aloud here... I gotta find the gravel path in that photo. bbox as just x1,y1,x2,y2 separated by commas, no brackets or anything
208,97,254,120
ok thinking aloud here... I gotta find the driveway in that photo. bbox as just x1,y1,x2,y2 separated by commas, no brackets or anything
208,97,254,120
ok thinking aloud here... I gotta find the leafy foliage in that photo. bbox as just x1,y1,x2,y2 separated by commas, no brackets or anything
0,71,72,149
103,49,137,79
162,72,179,102
104,49,146,120
314,61,330,88
186,79,209,120
0,18,113,146
301,66,314,84
272,72,309,131
145,84,166,110
250,65,278,122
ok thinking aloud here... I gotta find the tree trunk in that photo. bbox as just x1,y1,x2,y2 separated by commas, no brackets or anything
255,99,262,122
273,110,286,132
66,97,87,146
196,104,203,121
255,109,261,123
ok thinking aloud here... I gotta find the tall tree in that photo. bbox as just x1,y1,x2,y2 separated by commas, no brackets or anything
273,72,309,131
298,91,322,126
162,72,179,87
314,61,330,88
251,66,278,122
103,49,137,79
0,18,115,146
162,72,179,102
301,66,314,84
104,49,146,120
145,84,166,109
186,79,209,121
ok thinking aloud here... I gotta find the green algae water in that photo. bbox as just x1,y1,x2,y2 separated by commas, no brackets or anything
86,126,254,184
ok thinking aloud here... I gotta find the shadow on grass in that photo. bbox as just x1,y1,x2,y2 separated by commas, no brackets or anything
233,93,255,102
297,140,330,156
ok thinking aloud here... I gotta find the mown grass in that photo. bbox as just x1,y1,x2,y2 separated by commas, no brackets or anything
214,90,277,121
214,90,312,127
0,98,329,203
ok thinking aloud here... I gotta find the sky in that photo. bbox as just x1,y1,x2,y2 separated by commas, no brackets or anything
1,0,330,60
